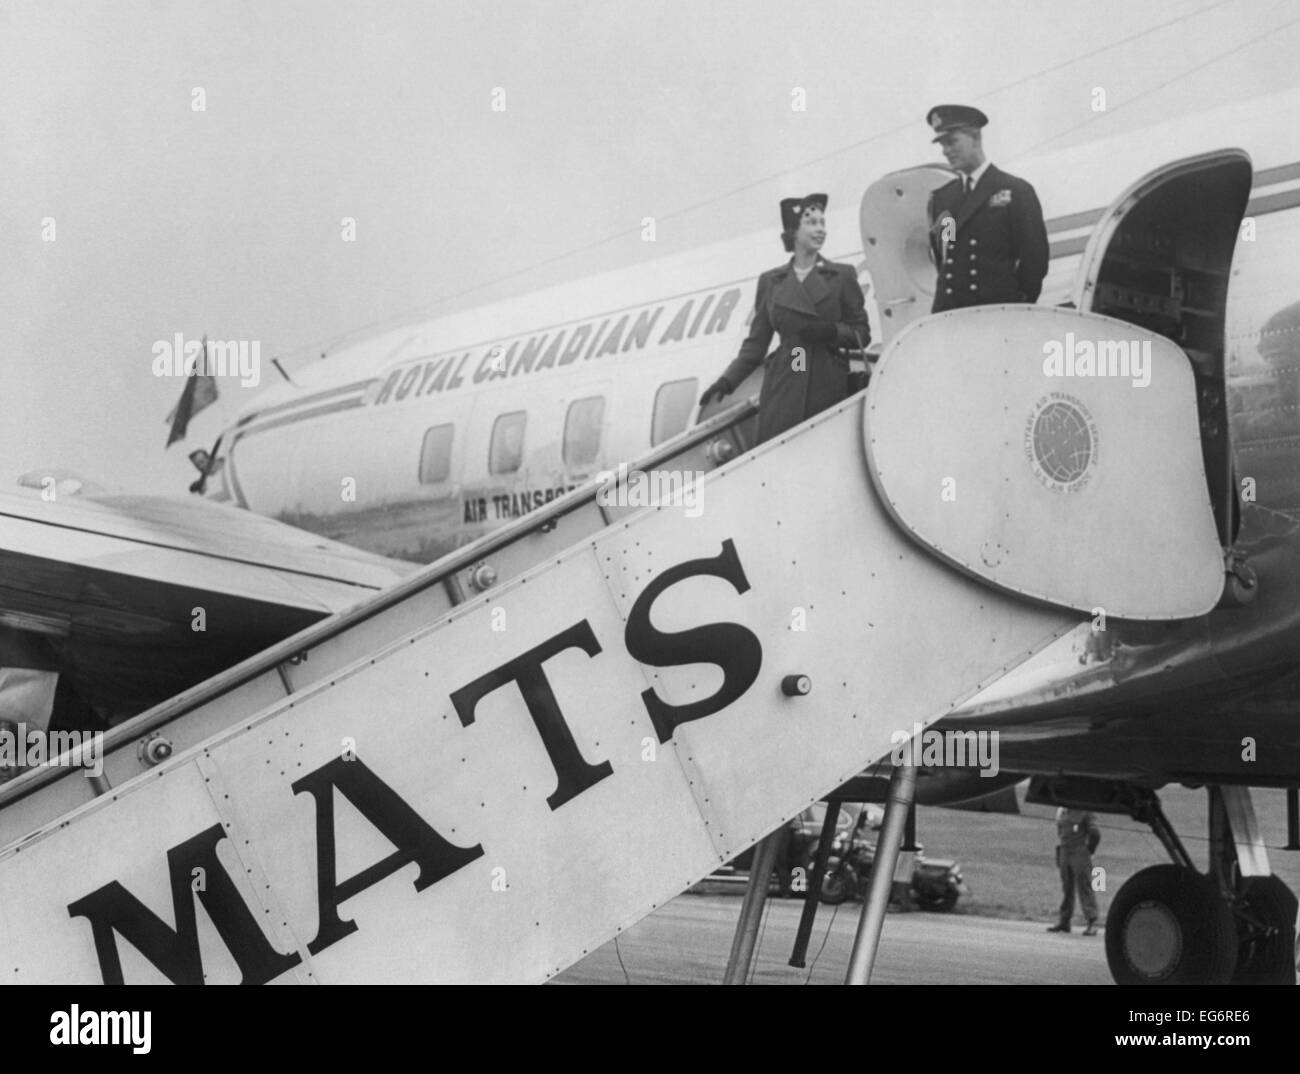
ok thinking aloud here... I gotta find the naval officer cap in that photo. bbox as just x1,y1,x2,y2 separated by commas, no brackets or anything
926,104,989,142
780,193,828,232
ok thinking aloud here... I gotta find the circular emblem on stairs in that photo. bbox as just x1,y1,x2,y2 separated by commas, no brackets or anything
1025,394,1098,493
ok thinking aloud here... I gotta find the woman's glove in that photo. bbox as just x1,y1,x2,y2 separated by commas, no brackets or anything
699,376,735,407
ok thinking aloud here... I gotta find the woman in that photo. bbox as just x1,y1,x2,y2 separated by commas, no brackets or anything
699,194,871,444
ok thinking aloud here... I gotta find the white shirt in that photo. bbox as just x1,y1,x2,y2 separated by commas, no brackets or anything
792,255,822,281
962,159,992,193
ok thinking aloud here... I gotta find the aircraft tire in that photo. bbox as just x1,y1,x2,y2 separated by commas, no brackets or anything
1231,875,1298,985
1105,865,1238,985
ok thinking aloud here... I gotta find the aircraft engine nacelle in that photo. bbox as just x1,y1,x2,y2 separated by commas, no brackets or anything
865,305,1226,620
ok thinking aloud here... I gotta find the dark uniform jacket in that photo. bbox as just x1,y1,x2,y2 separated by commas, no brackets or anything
722,256,870,444
928,164,1049,313
1056,808,1100,858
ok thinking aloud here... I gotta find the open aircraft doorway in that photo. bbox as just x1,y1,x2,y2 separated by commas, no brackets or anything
1074,149,1253,546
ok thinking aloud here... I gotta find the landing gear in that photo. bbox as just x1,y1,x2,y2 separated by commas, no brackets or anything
1105,864,1238,984
1231,874,1297,985
1029,776,1299,986
1105,864,1298,985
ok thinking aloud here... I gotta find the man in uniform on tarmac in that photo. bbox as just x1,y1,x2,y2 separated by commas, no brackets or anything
925,105,1049,313
1048,806,1102,935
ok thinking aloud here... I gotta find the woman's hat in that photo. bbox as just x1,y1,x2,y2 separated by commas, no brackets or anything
780,193,828,231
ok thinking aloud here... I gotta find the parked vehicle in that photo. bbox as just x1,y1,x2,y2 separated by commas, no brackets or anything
710,803,865,892
801,806,969,912
708,803,968,912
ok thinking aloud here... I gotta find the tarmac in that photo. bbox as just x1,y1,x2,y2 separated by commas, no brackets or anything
554,892,1114,985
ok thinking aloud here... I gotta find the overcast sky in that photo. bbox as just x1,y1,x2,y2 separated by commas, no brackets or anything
4,0,1298,495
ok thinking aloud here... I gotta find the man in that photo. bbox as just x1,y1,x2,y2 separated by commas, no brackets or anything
1048,806,1101,935
925,105,1049,313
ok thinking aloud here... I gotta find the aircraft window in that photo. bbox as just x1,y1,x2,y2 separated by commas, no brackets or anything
419,424,454,484
651,378,699,445
563,397,605,469
489,411,527,475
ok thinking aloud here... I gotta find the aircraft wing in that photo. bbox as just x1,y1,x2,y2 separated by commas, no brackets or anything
0,489,412,720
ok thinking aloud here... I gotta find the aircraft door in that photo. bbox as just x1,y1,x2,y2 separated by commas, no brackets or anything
1073,149,1253,545
858,165,958,348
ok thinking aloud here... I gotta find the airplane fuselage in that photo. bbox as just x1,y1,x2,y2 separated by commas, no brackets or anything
203,92,1300,791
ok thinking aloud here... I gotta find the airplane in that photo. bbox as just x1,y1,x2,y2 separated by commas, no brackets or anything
5,81,1300,984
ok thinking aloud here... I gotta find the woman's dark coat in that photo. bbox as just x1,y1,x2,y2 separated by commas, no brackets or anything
721,256,871,443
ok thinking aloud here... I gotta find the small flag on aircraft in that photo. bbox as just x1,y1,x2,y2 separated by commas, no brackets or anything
165,336,219,447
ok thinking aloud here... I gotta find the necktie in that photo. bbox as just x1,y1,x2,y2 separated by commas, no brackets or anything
964,175,973,194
